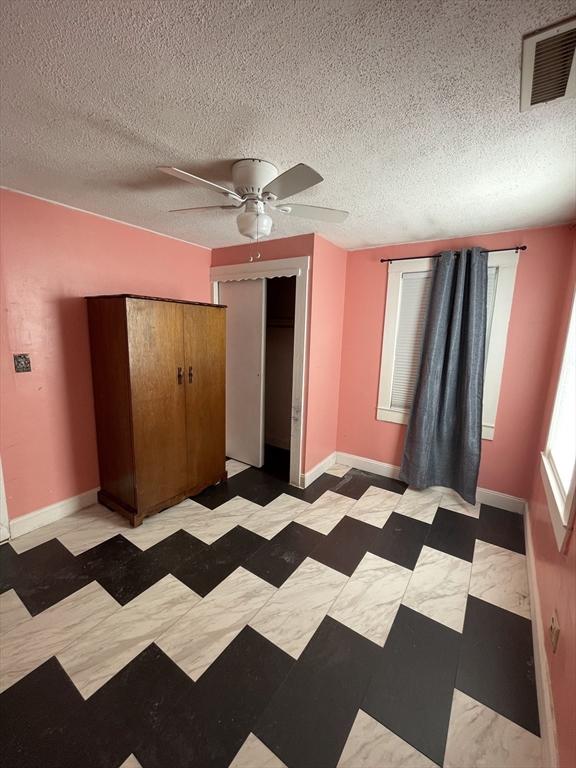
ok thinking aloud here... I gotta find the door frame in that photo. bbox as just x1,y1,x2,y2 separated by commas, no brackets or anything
0,458,10,542
211,256,310,488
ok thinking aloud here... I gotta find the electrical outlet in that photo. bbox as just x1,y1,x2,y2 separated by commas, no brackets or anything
13,353,31,373
550,611,560,654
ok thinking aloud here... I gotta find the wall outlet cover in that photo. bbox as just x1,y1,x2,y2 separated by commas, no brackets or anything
13,353,31,373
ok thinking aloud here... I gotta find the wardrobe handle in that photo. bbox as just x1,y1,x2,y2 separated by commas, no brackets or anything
177,367,183,384
188,366,193,383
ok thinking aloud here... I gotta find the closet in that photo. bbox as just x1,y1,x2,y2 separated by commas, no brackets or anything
87,294,226,526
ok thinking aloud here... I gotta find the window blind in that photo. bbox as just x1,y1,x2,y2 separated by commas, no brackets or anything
390,265,498,412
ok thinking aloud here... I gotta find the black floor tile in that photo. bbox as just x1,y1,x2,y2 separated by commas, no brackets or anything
362,605,461,766
425,506,478,562
76,534,142,582
98,529,208,604
3,539,88,616
243,522,324,587
137,627,294,768
0,657,86,768
255,616,381,768
369,512,429,570
176,525,266,596
477,504,526,554
0,542,21,593
331,468,408,500
285,472,343,503
192,478,238,509
457,596,539,735
310,516,379,576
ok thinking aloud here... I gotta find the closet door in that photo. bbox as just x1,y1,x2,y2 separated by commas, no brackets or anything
219,280,266,467
127,299,188,510
184,305,226,490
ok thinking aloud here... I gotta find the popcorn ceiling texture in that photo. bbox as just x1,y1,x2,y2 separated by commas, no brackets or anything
1,0,574,249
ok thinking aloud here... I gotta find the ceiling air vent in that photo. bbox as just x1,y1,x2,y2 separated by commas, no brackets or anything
520,17,576,111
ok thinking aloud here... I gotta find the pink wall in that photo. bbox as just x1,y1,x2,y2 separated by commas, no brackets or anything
0,190,211,519
212,233,347,472
337,225,575,499
527,233,575,768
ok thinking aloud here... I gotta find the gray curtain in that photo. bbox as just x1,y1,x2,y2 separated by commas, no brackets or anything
399,247,488,504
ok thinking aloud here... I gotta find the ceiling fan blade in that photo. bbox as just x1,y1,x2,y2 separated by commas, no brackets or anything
169,205,239,212
273,203,349,223
158,166,243,202
262,163,323,200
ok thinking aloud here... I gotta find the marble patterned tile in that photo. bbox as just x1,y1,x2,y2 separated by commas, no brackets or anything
182,496,263,545
0,581,119,692
395,487,442,524
329,552,411,645
438,487,481,518
294,490,356,535
338,709,438,767
121,499,209,550
444,690,541,768
119,755,143,768
57,505,132,556
0,589,31,633
156,567,275,680
326,463,351,478
469,540,530,619
249,557,347,658
346,485,401,528
243,493,310,539
231,733,287,767
402,546,472,632
58,574,200,698
226,458,251,478
10,503,125,555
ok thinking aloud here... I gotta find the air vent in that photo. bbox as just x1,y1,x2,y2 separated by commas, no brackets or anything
520,17,576,111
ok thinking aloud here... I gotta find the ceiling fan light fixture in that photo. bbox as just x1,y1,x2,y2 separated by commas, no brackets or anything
236,201,272,240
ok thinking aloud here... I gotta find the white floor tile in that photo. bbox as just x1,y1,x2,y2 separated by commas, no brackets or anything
243,494,310,539
182,496,263,545
156,567,275,681
122,499,208,550
119,754,143,768
444,690,541,768
329,553,411,645
469,540,530,619
250,557,347,658
230,734,286,767
226,459,251,478
402,546,471,632
0,582,119,692
0,589,31,633
58,575,200,698
338,709,437,767
326,463,350,477
438,488,481,518
294,491,355,535
346,486,401,528
395,487,442,524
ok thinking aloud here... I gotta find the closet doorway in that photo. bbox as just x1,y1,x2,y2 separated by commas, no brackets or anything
211,256,310,487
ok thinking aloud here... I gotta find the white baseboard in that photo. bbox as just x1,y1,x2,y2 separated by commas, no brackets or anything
302,452,337,487
9,488,99,539
525,504,558,768
335,451,526,513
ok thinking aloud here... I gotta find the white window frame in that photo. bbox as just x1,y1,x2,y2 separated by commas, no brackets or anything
540,291,576,552
377,250,519,441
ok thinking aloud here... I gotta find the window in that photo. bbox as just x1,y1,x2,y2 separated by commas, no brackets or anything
540,291,576,551
377,250,519,440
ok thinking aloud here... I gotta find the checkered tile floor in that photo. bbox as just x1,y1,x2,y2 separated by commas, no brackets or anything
0,461,541,767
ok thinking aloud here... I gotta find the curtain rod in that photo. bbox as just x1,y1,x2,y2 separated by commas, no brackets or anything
379,245,527,264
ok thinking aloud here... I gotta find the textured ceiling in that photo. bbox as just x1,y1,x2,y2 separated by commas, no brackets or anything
1,0,575,249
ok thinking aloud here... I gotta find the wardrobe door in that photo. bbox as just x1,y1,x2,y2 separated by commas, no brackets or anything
127,299,188,510
184,305,226,490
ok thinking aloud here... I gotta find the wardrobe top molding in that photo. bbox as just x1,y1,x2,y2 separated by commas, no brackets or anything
85,293,226,308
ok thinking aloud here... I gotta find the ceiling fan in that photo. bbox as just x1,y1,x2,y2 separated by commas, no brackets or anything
158,159,349,240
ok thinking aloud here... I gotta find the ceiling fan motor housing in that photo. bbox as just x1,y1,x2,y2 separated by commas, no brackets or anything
232,159,278,197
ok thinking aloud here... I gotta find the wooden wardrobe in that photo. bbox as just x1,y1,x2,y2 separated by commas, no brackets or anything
87,294,226,526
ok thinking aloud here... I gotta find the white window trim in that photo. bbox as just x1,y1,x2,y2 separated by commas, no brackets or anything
376,250,519,441
540,291,576,553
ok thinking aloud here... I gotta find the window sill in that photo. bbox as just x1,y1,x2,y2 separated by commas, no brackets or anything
540,452,573,552
376,407,494,440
